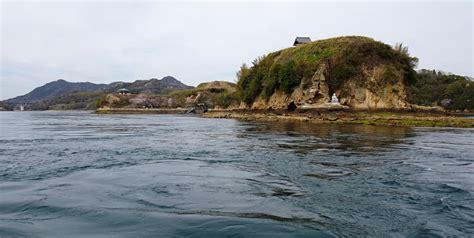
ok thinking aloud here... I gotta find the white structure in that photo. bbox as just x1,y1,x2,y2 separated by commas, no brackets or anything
331,93,339,104
19,105,24,111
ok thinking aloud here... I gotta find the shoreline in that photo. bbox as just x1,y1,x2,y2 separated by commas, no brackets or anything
94,107,474,128
95,107,188,114
202,109,474,128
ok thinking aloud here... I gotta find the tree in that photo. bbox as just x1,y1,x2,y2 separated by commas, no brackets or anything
393,43,418,85
262,63,281,99
278,60,299,94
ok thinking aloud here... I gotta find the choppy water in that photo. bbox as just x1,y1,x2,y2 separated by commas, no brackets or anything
0,111,473,237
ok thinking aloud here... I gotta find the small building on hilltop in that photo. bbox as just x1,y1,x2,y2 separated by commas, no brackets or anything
118,88,130,95
293,37,311,46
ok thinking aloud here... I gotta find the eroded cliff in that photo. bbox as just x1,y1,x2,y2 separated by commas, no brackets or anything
236,36,418,110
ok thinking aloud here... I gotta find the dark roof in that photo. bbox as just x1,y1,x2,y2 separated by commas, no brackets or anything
293,37,312,46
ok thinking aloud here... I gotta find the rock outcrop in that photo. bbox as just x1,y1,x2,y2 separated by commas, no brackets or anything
236,36,418,110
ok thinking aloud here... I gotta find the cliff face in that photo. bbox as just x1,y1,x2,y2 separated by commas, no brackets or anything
250,64,407,110
237,36,417,110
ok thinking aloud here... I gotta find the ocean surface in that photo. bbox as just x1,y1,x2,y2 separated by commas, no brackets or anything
0,111,473,237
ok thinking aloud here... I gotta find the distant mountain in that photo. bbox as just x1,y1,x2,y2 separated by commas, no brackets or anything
2,76,194,110
5,79,107,104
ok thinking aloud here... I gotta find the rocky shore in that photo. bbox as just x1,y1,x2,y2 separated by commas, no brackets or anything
96,107,187,114
95,107,474,128
202,109,474,128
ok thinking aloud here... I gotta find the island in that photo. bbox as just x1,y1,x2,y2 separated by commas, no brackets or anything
2,36,473,128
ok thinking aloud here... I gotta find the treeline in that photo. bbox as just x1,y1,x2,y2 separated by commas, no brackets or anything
407,70,473,110
28,91,103,110
0,101,14,110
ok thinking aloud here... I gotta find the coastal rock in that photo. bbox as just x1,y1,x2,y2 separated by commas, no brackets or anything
249,64,407,110
304,63,331,105
338,66,408,109
250,64,332,110
237,36,418,111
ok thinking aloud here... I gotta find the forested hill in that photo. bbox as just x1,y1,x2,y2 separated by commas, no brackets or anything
5,79,107,104
407,69,473,111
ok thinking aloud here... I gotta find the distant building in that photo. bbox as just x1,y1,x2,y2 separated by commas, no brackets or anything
118,88,130,95
293,37,311,46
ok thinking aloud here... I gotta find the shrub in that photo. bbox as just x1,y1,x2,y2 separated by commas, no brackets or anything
380,66,400,85
235,36,421,105
214,92,237,108
262,63,280,99
407,70,474,110
278,60,299,94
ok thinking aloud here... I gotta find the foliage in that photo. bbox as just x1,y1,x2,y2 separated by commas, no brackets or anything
393,43,419,85
26,91,104,110
237,60,266,104
95,81,238,110
0,101,14,110
407,69,473,110
214,92,238,108
278,60,299,94
262,63,281,99
96,95,107,108
235,36,419,105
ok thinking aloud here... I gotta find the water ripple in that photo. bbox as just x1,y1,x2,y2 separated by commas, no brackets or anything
0,111,473,237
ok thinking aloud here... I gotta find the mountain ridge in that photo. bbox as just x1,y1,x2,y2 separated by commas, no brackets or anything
4,76,193,106
5,79,108,104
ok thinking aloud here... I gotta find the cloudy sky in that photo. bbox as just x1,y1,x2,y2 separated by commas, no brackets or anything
1,0,472,100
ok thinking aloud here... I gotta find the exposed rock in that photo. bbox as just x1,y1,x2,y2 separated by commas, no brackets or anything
249,64,407,110
441,99,452,107
236,36,418,111
287,101,297,111
304,63,331,105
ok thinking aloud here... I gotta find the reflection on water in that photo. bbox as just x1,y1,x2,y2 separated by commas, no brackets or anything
241,121,414,153
0,111,473,237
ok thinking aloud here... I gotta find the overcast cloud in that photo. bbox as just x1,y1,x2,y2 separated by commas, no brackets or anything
1,0,472,100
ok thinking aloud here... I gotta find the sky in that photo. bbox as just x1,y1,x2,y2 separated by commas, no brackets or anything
1,0,473,100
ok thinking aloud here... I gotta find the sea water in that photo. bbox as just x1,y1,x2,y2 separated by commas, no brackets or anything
0,111,473,237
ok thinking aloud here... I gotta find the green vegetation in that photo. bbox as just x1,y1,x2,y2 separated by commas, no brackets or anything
0,101,14,110
214,91,238,108
29,91,103,110
236,36,418,105
96,81,239,109
167,82,238,108
203,110,474,128
407,69,473,111
348,118,473,128
9,37,471,112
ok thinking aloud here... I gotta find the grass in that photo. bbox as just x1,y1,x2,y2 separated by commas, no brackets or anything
236,36,411,104
343,116,474,128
